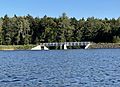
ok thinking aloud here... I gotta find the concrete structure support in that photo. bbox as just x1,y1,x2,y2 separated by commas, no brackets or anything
31,45,49,50
85,43,91,49
60,45,63,50
63,44,67,50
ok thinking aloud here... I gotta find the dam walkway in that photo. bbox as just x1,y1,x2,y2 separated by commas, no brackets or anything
31,42,91,50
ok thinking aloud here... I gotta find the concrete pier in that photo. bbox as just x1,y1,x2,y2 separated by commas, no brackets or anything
31,45,49,50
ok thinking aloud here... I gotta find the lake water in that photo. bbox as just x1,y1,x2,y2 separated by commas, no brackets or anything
0,49,120,87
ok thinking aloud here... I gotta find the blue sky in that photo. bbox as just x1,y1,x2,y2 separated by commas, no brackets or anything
0,0,119,19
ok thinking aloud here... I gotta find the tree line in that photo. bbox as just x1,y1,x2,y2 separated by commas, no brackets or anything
0,13,120,45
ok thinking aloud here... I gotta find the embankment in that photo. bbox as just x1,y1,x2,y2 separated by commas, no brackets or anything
0,43,120,50
89,43,120,49
0,45,35,50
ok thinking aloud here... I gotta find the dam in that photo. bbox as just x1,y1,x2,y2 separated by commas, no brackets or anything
31,42,91,50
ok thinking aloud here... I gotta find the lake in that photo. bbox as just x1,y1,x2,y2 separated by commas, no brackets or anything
0,49,120,87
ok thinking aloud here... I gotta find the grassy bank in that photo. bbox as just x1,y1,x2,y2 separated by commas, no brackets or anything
0,45,36,50
89,43,120,49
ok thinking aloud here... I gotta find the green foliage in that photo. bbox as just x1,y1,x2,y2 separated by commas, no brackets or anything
0,13,120,45
113,36,120,43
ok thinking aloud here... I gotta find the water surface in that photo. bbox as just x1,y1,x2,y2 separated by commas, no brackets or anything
0,49,120,87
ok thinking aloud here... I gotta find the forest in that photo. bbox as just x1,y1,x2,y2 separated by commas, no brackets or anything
0,13,120,45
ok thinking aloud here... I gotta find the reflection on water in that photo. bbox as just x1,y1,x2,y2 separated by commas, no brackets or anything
0,49,120,87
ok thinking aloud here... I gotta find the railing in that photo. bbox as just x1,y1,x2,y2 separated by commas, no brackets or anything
31,42,91,50
40,42,90,46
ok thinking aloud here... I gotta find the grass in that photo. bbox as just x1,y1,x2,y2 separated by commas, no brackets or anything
0,45,36,50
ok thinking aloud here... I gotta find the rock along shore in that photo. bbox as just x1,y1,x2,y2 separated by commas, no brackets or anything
89,43,120,49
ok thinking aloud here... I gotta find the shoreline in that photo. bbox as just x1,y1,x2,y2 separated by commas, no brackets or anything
89,43,120,49
0,45,35,50
0,43,120,50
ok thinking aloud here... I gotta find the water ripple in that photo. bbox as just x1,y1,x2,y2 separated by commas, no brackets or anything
0,49,120,86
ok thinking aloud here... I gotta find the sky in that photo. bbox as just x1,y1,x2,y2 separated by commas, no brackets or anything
0,0,119,19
